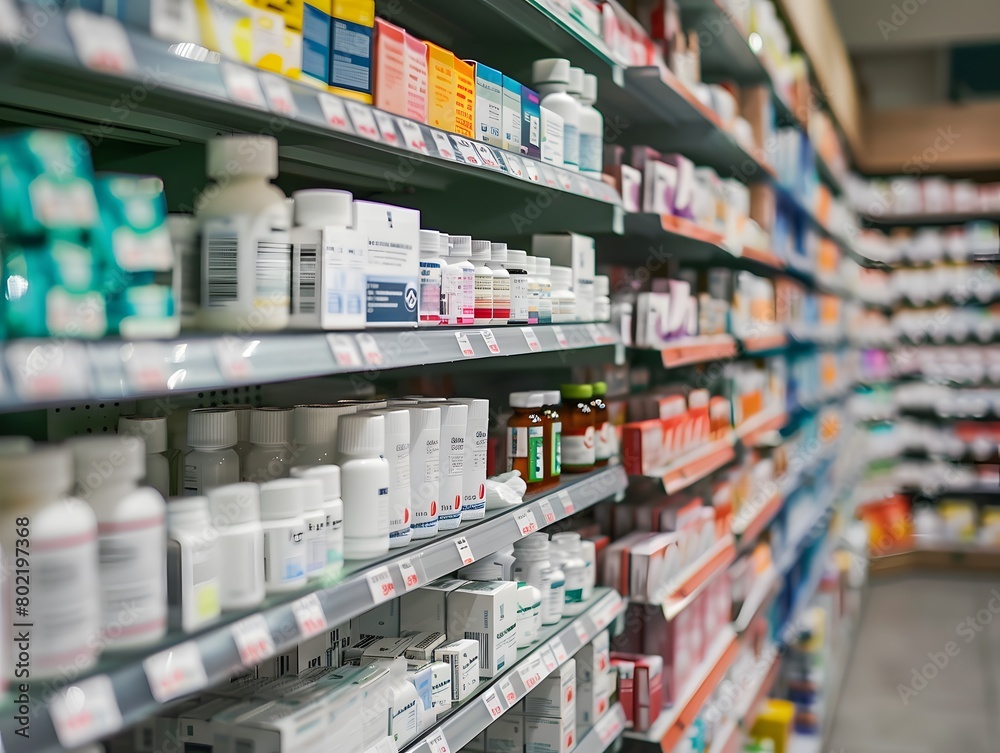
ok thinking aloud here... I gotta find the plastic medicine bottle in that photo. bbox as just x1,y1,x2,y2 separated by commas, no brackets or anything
70,435,167,648
471,240,494,325
117,415,172,498
206,483,265,610
196,135,291,332
258,479,309,592
550,265,577,323
535,256,553,325
532,59,580,172
244,407,294,483
165,496,220,632
362,409,411,548
504,250,530,325
290,465,345,573
293,403,359,467
542,390,563,484
0,447,100,680
488,242,512,325
419,229,445,327
297,476,328,578
516,582,542,647
452,397,489,521
525,255,540,325
552,532,594,602
444,235,475,326
184,408,240,495
560,384,596,472
337,412,391,558
550,532,588,614
512,534,564,624
572,70,604,176
507,392,546,489
404,406,441,540
437,402,469,531
591,382,613,467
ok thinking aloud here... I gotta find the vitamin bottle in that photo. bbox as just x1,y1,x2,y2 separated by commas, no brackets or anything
363,409,412,548
206,483,265,610
404,406,441,540
525,255,540,325
504,250,530,325
293,403,359,466
232,405,253,468
437,402,469,531
536,256,553,325
184,408,240,495
560,384,596,472
453,397,489,521
512,534,563,624
542,390,563,484
296,476,327,579
488,242,512,325
551,266,577,323
117,415,172,498
551,531,590,614
444,234,475,326
572,69,604,176
196,135,292,332
166,496,221,631
0,447,100,680
258,479,309,592
592,381,613,467
337,412,391,557
507,391,546,489
516,582,542,647
244,407,294,482
532,58,580,172
471,240,494,325
419,229,445,327
70,436,167,648
290,465,345,573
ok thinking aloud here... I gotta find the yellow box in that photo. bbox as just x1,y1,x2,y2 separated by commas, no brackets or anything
425,41,456,133
199,1,291,75
453,58,476,139
749,699,795,753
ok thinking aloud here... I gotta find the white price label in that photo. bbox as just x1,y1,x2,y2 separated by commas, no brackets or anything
452,137,482,166
292,593,327,639
549,637,568,663
431,131,458,160
397,118,430,154
588,323,614,345
319,93,352,132
515,509,538,537
505,154,527,179
539,165,559,187
557,489,574,516
232,614,276,668
6,341,90,401
398,558,420,591
66,10,137,75
455,536,475,565
144,642,208,703
373,109,401,146
541,646,558,672
346,101,381,141
49,675,123,749
557,171,574,191
524,160,542,183
521,327,542,352
260,74,298,117
499,677,518,705
212,338,254,382
483,689,504,720
574,621,589,645
121,342,171,393
455,331,476,357
538,498,556,525
480,329,500,354
328,334,363,367
221,63,267,109
356,333,383,366
366,565,397,603
518,659,543,691
474,143,502,169
552,325,569,348
596,710,623,744
425,729,451,753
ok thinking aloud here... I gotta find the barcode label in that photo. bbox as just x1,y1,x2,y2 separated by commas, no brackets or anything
255,241,291,301
466,630,491,671
296,245,318,314
206,235,239,306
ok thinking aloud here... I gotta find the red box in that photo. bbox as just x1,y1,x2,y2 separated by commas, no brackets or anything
611,658,636,728
610,652,664,732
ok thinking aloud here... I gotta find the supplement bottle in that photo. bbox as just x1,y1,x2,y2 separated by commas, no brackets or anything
488,242,512,325
244,407,294,482
184,408,240,495
471,240,494,325
525,255,540,325
337,412,391,557
169,213,199,329
550,265,577,323
550,531,589,614
560,384,596,472
504,250,530,325
206,483,265,610
196,135,292,332
437,402,469,531
364,409,412,548
573,70,604,176
594,274,611,322
0,447,100,680
258,479,309,592
418,229,445,326
516,582,542,647
536,256,553,325
232,405,253,468
542,390,563,485
507,392,546,489
293,403,359,467
117,415,172,497
405,406,441,540
290,465,345,573
452,397,489,521
592,382,613,466
444,234,475,326
70,436,167,648
297,476,328,578
512,534,564,625
166,496,221,631
532,58,580,172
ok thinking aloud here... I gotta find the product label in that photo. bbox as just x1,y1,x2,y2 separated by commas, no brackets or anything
472,271,493,322
562,122,579,169
475,64,504,145
254,240,292,308
441,265,467,325
509,273,529,322
596,419,613,461
541,108,565,166
491,274,511,322
507,426,528,459
331,17,374,95
419,260,442,324
527,277,540,324
528,426,545,482
97,517,166,638
562,427,595,467
551,421,562,476
579,132,601,174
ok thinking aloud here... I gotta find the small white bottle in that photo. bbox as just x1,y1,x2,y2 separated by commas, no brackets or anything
297,476,328,578
550,532,588,615
337,412,391,558
290,465,344,573
594,275,611,322
444,235,475,326
471,240,495,325
419,230,445,327
504,250,530,325
366,408,412,548
532,58,580,172
166,496,221,632
243,407,293,483
573,70,604,176
258,479,309,592
184,409,240,496
516,582,542,647
488,242,512,325
581,539,597,596
206,483,265,610
117,415,172,498
293,404,358,466
196,135,292,332
70,435,167,648
452,397,489,521
405,406,441,540
550,265,577,323
0,447,100,680
169,213,199,330
525,255,540,325
536,256,553,325
232,405,253,468
512,533,563,625
437,402,469,532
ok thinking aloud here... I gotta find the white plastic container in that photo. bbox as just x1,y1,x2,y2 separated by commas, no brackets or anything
337,412,391,558
594,274,611,322
243,407,294,483
117,415,171,498
540,564,565,625
536,256,553,325
581,539,597,597
258,479,309,592
504,249,530,325
387,657,421,747
573,70,603,176
233,405,253,467
525,255,540,325
512,533,564,625
366,408,412,548
196,135,292,332
444,235,475,326
471,240,494,325
290,465,344,573
452,398,489,521
184,408,240,495
437,402,469,531
299,476,328,578
532,59,580,172
293,404,358,466
0,447,100,680
206,483,265,609
419,229,445,327
550,532,588,615
488,242,512,325
516,582,542,647
550,265,577,323
405,406,441,540
165,496,221,632
69,436,167,648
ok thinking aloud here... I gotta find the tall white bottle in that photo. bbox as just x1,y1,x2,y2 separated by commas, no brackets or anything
573,71,604,176
532,59,580,172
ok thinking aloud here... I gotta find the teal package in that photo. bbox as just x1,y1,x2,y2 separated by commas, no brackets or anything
302,2,332,87
0,130,98,240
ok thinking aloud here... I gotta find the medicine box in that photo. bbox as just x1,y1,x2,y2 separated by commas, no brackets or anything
470,60,503,146
290,225,367,330
357,597,401,637
502,75,522,153
454,58,477,139
486,713,525,753
404,32,429,123
434,638,481,702
426,41,456,132
352,201,420,327
532,233,596,321
400,578,467,635
301,0,333,88
374,18,407,117
523,713,576,753
447,580,518,677
404,632,448,662
521,86,542,159
330,0,376,103
328,663,391,749
523,657,576,718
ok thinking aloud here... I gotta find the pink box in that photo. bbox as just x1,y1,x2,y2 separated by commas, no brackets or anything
403,32,428,123
374,19,407,117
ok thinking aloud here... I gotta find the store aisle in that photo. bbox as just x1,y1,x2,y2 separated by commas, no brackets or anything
828,573,1000,753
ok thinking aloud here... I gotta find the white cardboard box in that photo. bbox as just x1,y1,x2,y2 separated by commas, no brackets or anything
434,638,480,702
401,578,467,635
486,713,525,753
523,713,576,753
447,580,518,677
523,658,575,718
532,233,596,321
353,201,420,327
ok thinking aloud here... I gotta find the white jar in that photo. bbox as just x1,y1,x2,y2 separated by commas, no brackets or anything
206,483,265,609
184,409,240,495
550,542,587,616
516,582,542,647
470,240,494,325
581,539,597,597
443,234,475,326
535,256,553,325
459,548,516,580
293,404,358,466
503,250,530,325
299,476,328,578
244,407,293,483
166,496,221,632
525,255,540,325
532,58,580,172
550,265,577,323
258,479,309,592
337,412,391,558
573,70,604,176
594,274,611,322
0,447,100,680
290,465,344,573
540,564,565,625
70,435,168,648
117,415,171,498
437,402,469,531
512,533,563,624
232,404,253,468
366,408,412,548
452,398,489,521
404,406,441,540
488,242,512,325
419,229,445,327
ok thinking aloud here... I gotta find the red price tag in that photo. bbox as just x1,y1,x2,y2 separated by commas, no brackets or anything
480,329,501,354
506,154,527,179
356,333,383,366
474,143,502,169
7,341,90,401
515,509,538,537
538,498,556,525
373,109,400,146
549,637,568,663
397,118,430,154
519,660,542,690
366,565,397,603
524,160,542,183
328,334,363,367
346,101,381,141
452,137,482,165
292,593,327,639
260,74,299,117
66,10,137,75
48,675,123,748
552,326,569,349
121,342,171,393
557,489,575,516
425,730,451,753
455,331,476,357
521,327,542,352
455,536,475,565
232,614,275,668
540,165,559,187
483,689,504,720
557,171,574,191
398,558,420,591
221,63,267,109
574,621,589,645
500,677,518,705
319,94,352,132
431,131,458,160
541,647,558,672
143,642,208,703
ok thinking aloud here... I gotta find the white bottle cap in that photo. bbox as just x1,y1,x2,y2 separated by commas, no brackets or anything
439,402,469,430
337,413,386,459
583,73,598,104
551,265,573,287
207,135,278,179
404,405,441,438
259,478,308,519
166,496,211,529
188,409,237,449
512,531,550,557
293,189,354,228
118,416,168,454
524,255,537,274
294,404,358,447
251,407,292,446
452,397,489,420
68,435,146,494
471,240,492,261
506,249,528,268
532,58,571,87
491,243,508,262
437,233,451,256
207,483,261,526
568,67,585,96
543,390,561,406
510,391,545,409
229,405,253,443
299,476,325,512
535,256,551,275
0,445,72,501
290,464,342,500
449,235,473,258
420,229,442,254
551,531,582,554
367,408,411,450
595,274,609,296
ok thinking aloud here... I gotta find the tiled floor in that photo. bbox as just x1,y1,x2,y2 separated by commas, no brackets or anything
827,573,1000,753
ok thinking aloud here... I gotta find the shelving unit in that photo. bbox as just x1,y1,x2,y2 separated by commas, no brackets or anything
644,536,737,621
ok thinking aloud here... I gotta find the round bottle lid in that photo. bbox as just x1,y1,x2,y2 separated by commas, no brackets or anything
118,416,168,454
207,135,278,179
68,435,146,493
250,407,293,446
568,66,585,96
471,240,493,261
448,235,473,258
561,383,593,399
336,413,386,458
259,478,308,519
0,445,73,502
491,242,509,262
293,189,354,228
532,58,571,87
510,391,545,409
207,482,261,525
583,73,599,104
420,229,442,254
290,464,342,500
187,408,237,449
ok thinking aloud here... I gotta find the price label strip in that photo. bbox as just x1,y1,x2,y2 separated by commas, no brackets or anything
521,327,542,352
232,614,276,668
480,329,501,354
524,160,543,183
574,620,590,645
48,675,124,749
455,331,476,358
319,93,353,132
121,341,171,393
212,338,254,382
538,498,556,525
539,165,559,188
451,137,482,166
221,63,267,109
514,508,538,537
366,565,397,604
425,729,451,753
397,118,430,154
345,101,382,141
557,171,574,191
260,73,299,117
144,642,209,703
518,658,543,691
398,558,420,591
292,593,327,640
482,688,504,720
505,154,527,179
549,636,568,664
66,9,137,75
540,646,558,673
431,131,458,161
552,325,569,348
373,109,401,147
557,489,575,516
499,677,518,706
474,143,502,170
328,334,363,368
356,332,383,366
455,536,475,565
6,341,91,401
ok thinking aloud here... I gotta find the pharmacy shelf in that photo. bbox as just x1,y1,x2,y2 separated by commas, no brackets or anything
659,335,739,369
642,434,738,495
570,703,629,753
734,410,788,448
0,322,619,412
739,333,790,355
0,466,627,753
673,0,771,85
775,496,837,577
738,653,783,729
404,589,626,753
862,210,1000,230
733,492,784,546
624,626,740,752
870,542,1000,576
632,535,737,621
733,567,780,634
